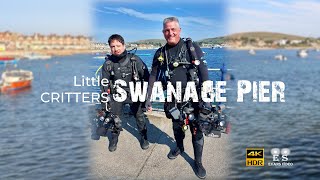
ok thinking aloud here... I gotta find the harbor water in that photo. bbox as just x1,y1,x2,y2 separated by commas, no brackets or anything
0,49,319,179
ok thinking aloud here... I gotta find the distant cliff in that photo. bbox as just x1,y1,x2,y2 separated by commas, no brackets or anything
129,39,167,46
198,32,320,49
127,32,320,49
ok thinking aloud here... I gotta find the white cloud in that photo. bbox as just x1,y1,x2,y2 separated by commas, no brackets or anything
93,26,163,42
180,17,214,27
92,8,118,14
103,7,214,27
267,0,320,12
105,7,169,22
95,7,221,41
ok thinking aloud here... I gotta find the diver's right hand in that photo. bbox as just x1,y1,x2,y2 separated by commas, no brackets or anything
145,100,152,112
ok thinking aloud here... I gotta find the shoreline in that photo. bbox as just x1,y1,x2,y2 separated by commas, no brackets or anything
1,46,318,59
200,46,319,50
226,46,319,50
0,49,93,58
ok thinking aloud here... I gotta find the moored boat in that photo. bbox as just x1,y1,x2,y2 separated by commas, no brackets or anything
249,49,256,55
0,56,15,61
0,69,33,92
23,53,52,60
274,54,287,61
297,49,308,58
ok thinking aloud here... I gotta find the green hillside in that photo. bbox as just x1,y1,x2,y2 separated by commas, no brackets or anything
196,37,226,44
129,32,319,47
130,39,166,46
225,32,310,41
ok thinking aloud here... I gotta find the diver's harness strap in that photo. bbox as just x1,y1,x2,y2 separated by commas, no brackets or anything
94,52,143,137
102,53,141,102
105,53,141,83
159,38,229,137
185,38,200,86
130,55,140,82
161,38,202,122
160,38,200,87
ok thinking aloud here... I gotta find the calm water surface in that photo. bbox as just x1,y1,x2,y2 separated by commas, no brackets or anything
1,49,319,179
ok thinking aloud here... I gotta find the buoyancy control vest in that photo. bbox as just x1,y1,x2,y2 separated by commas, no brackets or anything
105,53,140,84
157,38,201,88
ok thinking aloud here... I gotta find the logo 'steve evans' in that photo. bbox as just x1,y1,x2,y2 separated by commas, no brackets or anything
268,148,293,166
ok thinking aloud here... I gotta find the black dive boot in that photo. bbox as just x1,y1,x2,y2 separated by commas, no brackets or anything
108,132,119,152
91,133,100,140
168,146,184,159
168,135,184,159
140,129,149,150
169,123,185,159
91,127,100,140
194,142,206,179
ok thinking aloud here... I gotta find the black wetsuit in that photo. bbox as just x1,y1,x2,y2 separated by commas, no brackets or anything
101,50,150,138
148,38,209,162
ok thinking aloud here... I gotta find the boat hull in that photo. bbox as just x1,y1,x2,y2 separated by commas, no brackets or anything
1,79,32,92
0,69,33,93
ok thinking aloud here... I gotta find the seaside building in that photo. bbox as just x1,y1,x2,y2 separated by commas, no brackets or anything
0,31,92,51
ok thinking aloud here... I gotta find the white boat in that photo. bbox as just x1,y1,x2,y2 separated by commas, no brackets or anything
249,49,256,55
93,56,106,59
297,49,308,58
24,53,52,60
274,54,287,61
0,69,33,92
212,44,222,49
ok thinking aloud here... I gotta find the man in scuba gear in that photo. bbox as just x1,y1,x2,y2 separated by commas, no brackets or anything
99,34,150,152
145,17,210,179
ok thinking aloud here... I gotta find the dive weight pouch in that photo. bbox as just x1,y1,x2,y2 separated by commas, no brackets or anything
169,107,180,120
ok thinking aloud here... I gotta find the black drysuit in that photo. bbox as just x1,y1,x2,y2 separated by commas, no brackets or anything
101,50,150,138
148,39,209,163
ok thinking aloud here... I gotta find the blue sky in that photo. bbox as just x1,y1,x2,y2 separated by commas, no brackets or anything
1,0,320,41
0,0,91,36
92,0,227,42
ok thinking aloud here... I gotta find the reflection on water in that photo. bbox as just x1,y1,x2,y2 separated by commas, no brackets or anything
110,48,320,178
223,49,320,178
0,55,93,179
1,86,32,96
1,49,319,179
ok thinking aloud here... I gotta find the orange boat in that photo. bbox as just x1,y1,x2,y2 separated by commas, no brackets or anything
0,69,33,93
0,57,15,61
